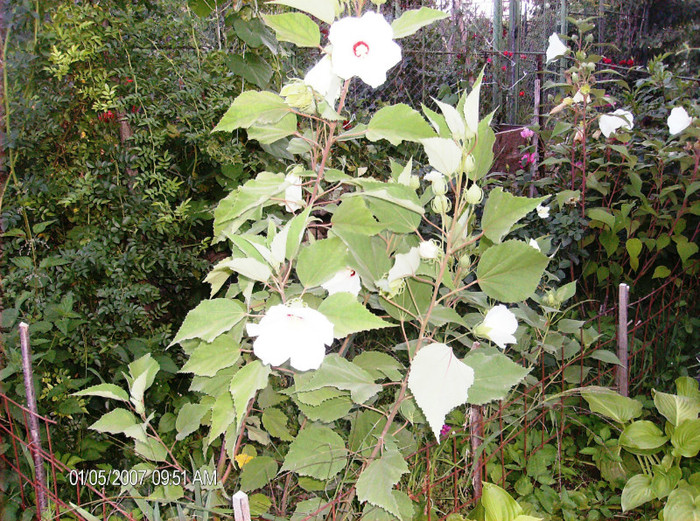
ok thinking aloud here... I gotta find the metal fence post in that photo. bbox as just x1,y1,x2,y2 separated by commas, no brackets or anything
19,322,48,515
232,490,251,521
616,284,630,396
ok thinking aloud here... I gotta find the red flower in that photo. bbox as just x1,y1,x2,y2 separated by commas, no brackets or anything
520,54,526,60
501,65,507,71
619,60,626,65
519,90,525,97
487,57,492,64
125,78,133,83
627,58,634,66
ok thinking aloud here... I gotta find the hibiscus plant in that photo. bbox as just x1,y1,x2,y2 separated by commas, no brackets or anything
75,1,570,518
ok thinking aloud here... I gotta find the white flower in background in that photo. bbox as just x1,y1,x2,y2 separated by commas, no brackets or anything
303,56,342,106
246,304,334,371
321,268,361,296
425,170,447,195
599,109,634,138
536,204,550,219
475,305,518,349
424,170,444,183
546,33,568,64
572,90,591,104
283,173,304,213
529,239,541,251
328,12,402,88
387,247,420,283
419,240,440,260
667,107,692,135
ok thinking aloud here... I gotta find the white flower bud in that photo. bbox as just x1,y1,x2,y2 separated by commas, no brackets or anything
465,184,483,205
464,154,476,174
431,194,452,214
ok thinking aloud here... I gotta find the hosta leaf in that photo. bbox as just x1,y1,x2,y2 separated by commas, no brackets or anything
671,419,700,458
280,424,347,480
581,386,643,423
663,484,700,521
653,389,700,426
621,473,655,511
408,343,474,440
619,420,668,454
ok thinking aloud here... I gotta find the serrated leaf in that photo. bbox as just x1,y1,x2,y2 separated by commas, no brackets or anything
134,438,168,462
230,361,271,431
248,112,297,144
331,197,384,236
281,424,348,480
367,104,436,145
262,13,320,47
175,403,209,441
213,91,290,132
90,409,137,435
476,240,549,302
171,299,246,346
361,490,415,521
391,7,448,39
408,343,474,440
463,350,530,405
208,391,236,444
262,407,294,441
296,237,350,288
299,354,382,404
269,0,336,24
74,384,128,402
240,456,279,491
481,188,548,243
180,336,240,377
356,446,409,519
296,395,353,422
353,352,404,381
581,386,643,423
318,292,394,338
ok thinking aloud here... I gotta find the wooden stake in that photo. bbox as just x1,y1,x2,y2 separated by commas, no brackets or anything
19,322,48,514
616,284,630,396
469,342,483,500
232,490,251,521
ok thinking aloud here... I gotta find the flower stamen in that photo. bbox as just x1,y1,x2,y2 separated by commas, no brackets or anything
353,41,370,57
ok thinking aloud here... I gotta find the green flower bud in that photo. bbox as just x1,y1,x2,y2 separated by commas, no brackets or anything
431,194,452,214
432,177,448,196
465,184,483,205
464,154,476,174
280,82,314,111
585,33,595,43
458,254,471,268
571,72,579,83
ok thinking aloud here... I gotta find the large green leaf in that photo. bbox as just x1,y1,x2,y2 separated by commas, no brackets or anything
391,7,448,38
247,112,298,144
652,465,682,499
299,354,382,404
408,343,475,440
367,104,436,145
461,69,484,136
280,424,348,480
476,240,549,302
353,352,404,382
179,335,240,377
480,482,523,521
380,278,433,322
269,0,337,24
676,376,700,403
318,292,394,338
170,299,246,346
213,91,290,132
296,237,350,288
463,350,530,405
74,383,128,403
361,491,415,521
356,445,409,519
621,473,655,511
240,456,279,492
262,407,293,441
663,484,700,521
471,114,495,180
175,403,209,441
295,394,353,423
262,13,320,47
481,188,547,243
581,386,643,423
671,419,700,458
619,421,668,454
230,361,271,431
334,231,392,289
208,391,236,444
331,197,384,236
653,389,700,426
227,53,273,88
90,409,138,435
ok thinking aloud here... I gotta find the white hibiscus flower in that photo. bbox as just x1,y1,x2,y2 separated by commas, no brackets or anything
667,107,692,136
303,56,343,107
546,33,568,64
475,305,518,349
536,204,550,219
246,304,334,371
282,173,304,213
599,109,634,138
418,240,440,260
328,12,402,88
387,247,420,284
321,268,361,296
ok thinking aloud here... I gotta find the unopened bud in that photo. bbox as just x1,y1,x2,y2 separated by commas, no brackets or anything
465,184,483,205
432,177,448,196
464,154,476,174
585,33,594,43
431,194,452,214
459,254,472,268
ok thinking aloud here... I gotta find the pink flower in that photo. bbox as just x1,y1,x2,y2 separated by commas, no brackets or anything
520,128,535,139
440,424,452,438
